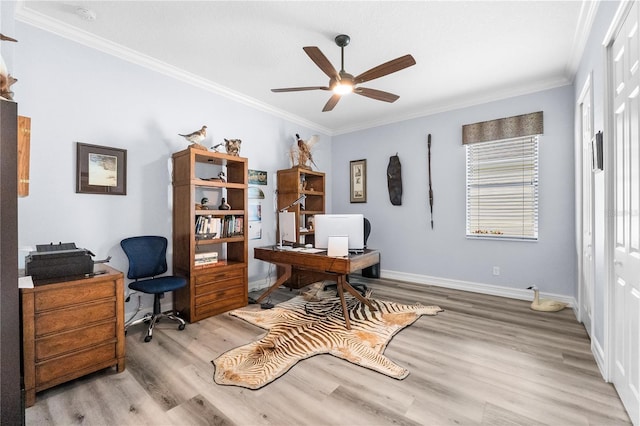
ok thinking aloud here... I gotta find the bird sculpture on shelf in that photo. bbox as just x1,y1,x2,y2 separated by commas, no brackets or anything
179,125,207,150
0,33,18,101
0,34,18,42
224,139,242,156
291,133,319,170
527,285,568,312
219,197,231,210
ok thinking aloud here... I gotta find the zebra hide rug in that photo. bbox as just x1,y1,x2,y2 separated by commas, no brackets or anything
212,289,443,389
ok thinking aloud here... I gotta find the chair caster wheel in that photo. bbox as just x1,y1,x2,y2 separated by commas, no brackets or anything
144,335,152,342
178,324,185,330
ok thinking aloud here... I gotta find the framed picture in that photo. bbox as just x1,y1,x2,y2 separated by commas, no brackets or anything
350,159,366,203
76,142,127,195
248,169,268,185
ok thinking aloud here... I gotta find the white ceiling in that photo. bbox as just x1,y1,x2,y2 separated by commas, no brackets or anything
15,1,596,135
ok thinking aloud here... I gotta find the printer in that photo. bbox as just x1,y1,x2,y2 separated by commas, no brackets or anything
25,242,105,281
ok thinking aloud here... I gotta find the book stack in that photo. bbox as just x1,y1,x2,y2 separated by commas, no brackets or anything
195,215,221,239
195,251,218,266
222,215,244,237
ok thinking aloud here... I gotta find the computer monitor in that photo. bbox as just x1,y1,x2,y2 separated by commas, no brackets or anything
314,214,365,251
278,211,297,247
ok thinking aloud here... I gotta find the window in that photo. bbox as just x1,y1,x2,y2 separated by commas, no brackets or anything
466,135,539,240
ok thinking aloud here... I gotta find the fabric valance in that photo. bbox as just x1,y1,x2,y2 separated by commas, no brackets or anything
462,111,543,145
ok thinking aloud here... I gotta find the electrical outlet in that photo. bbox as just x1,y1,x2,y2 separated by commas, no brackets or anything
493,266,500,276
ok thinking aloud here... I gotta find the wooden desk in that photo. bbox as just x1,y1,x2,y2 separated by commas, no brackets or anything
21,264,125,407
254,247,381,329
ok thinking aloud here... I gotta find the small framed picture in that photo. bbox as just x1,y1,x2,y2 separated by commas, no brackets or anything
350,159,366,203
76,142,127,195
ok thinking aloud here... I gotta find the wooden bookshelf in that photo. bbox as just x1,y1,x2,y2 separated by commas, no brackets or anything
172,147,248,322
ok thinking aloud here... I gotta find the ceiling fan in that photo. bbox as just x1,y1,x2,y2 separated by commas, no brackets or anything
271,34,416,112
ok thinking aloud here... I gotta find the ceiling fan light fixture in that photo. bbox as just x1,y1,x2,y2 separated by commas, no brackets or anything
271,34,415,111
333,82,353,95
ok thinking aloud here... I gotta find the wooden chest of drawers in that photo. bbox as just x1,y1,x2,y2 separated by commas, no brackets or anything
21,265,125,407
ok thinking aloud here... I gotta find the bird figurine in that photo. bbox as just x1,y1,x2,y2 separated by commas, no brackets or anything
211,143,224,152
179,125,207,150
527,285,568,312
292,133,319,170
224,138,242,156
219,197,231,210
0,34,17,101
0,34,18,43
200,197,209,210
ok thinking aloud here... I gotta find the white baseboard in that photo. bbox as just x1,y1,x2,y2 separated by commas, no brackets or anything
248,268,578,310
380,269,577,307
592,336,608,381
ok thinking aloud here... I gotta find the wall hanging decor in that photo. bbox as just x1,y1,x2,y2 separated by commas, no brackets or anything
387,154,402,206
76,142,127,195
350,159,367,203
427,134,434,228
592,130,603,171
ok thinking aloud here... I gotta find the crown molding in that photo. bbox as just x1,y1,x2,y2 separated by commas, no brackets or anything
13,2,332,136
332,77,572,136
565,0,601,80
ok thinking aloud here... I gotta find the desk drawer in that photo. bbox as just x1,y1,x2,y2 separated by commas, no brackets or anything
195,274,244,296
36,343,116,386
195,282,245,305
35,322,116,361
35,300,115,336
35,282,115,312
194,267,243,286
195,296,245,319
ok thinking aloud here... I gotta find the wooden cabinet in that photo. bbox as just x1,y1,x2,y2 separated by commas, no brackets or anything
277,166,325,245
277,166,327,288
21,265,125,407
172,147,248,323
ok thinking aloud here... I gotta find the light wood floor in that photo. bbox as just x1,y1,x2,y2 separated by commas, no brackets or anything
26,277,631,425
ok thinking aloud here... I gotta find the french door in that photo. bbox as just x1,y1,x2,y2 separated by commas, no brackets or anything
579,78,594,336
611,2,640,423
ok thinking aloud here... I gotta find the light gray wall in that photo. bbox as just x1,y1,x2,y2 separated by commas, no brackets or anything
11,23,331,314
332,85,576,296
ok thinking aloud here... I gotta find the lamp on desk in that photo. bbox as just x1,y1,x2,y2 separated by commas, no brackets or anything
278,194,306,249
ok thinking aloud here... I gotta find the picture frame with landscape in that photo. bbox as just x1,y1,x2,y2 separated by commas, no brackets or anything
76,142,127,195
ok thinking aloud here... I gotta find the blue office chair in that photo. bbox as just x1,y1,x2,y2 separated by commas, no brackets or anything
120,236,187,342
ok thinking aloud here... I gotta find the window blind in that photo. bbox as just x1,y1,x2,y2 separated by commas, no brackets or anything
466,135,539,240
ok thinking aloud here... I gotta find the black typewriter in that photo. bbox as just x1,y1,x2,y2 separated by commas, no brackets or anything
25,242,109,280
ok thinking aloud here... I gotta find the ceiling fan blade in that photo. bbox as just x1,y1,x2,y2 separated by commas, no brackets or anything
303,46,338,79
354,54,416,84
322,94,341,112
271,86,329,92
355,87,400,103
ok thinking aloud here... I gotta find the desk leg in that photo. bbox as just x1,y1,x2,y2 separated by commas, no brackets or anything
340,278,377,312
336,275,352,330
256,264,292,303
